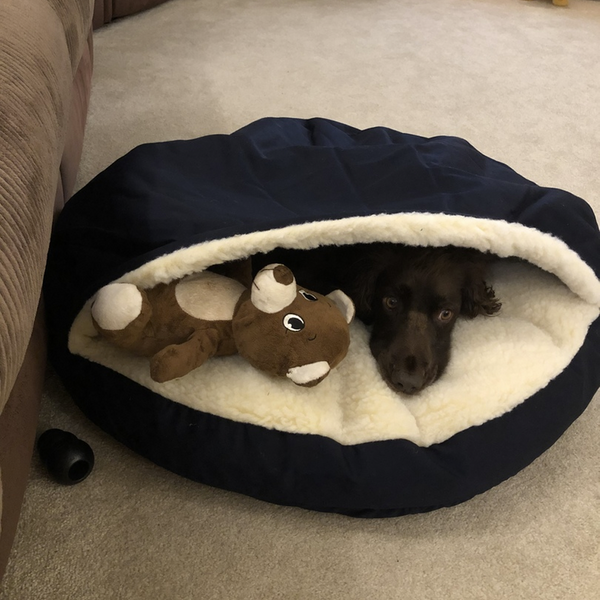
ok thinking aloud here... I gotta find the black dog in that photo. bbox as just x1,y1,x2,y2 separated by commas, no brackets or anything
253,243,501,394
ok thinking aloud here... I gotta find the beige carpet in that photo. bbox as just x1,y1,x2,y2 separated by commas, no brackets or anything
2,0,600,598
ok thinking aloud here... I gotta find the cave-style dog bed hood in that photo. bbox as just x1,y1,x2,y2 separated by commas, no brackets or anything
44,117,600,517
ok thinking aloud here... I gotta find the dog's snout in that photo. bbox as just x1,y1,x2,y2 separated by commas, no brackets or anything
404,355,417,372
388,355,434,395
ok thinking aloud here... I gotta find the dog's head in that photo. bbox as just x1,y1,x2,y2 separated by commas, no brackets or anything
348,245,501,395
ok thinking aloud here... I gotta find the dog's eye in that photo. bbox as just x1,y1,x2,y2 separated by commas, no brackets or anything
299,290,318,302
283,314,305,332
384,297,399,310
437,309,454,322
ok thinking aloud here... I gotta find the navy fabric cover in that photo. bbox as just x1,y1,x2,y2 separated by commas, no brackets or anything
44,117,600,517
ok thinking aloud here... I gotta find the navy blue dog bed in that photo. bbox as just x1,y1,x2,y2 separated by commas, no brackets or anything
44,117,600,517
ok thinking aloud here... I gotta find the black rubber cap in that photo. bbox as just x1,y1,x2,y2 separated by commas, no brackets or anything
37,429,95,485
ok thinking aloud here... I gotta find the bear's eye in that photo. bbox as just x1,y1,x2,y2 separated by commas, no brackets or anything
283,314,305,332
299,290,318,302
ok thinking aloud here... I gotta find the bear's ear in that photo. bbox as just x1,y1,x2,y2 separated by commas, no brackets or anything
326,290,355,324
250,264,297,313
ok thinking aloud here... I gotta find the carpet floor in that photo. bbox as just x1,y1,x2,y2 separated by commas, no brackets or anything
1,0,599,598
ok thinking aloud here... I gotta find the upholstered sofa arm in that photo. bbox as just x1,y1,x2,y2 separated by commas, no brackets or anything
0,0,94,581
0,0,93,415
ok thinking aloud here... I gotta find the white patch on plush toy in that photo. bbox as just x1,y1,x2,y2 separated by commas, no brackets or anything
175,272,246,321
251,263,297,313
326,290,355,324
91,283,142,330
287,361,330,385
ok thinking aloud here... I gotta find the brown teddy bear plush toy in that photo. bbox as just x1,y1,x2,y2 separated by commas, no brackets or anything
90,264,355,386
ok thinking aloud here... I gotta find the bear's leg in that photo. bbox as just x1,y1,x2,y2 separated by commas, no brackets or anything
91,283,153,353
149,328,221,383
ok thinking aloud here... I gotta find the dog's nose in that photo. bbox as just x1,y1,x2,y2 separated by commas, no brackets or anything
390,357,429,394
391,371,425,395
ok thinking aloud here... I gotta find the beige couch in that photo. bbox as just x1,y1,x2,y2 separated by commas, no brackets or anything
0,0,169,584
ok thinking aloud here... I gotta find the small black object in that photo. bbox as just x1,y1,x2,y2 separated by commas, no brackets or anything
37,429,95,485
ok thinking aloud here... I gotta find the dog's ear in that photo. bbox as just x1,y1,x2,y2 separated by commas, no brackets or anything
461,279,501,318
460,252,501,318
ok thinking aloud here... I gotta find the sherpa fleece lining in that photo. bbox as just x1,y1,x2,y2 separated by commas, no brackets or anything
68,212,600,448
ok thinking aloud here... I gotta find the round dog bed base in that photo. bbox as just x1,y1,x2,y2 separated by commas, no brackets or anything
44,117,600,517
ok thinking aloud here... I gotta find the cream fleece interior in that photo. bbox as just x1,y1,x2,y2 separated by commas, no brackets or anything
68,213,600,447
